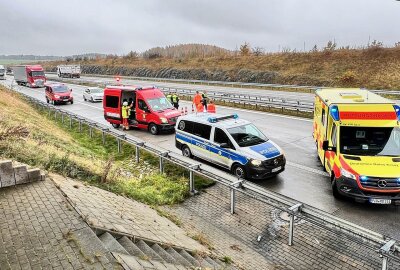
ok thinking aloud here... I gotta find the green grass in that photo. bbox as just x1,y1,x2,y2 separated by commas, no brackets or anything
0,86,214,205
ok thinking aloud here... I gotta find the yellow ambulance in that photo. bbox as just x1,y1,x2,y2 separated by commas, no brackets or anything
313,88,400,205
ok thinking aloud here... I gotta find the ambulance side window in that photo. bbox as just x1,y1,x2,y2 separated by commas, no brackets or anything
214,128,235,150
321,109,326,126
194,123,211,140
105,96,119,108
331,124,337,147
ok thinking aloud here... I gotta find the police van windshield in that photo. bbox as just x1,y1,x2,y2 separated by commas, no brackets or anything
228,124,268,147
147,97,174,111
340,127,400,156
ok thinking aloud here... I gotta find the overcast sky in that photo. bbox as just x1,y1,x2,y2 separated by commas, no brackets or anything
1,0,399,56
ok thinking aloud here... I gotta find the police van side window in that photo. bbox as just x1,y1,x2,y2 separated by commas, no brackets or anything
106,96,119,108
214,128,235,149
194,123,211,140
178,120,194,134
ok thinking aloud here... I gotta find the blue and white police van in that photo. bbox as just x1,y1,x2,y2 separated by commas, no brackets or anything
175,113,286,179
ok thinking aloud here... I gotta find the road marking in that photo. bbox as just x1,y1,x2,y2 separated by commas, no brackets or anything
287,161,329,177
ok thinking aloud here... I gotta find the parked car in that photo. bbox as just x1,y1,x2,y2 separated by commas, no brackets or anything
83,87,104,102
45,83,74,105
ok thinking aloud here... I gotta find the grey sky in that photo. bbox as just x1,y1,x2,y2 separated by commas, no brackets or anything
1,0,399,55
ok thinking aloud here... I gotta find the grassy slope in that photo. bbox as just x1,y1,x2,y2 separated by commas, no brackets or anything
0,86,213,205
43,47,400,90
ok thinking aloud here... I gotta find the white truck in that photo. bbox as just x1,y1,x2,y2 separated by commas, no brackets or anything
0,65,5,80
57,65,81,78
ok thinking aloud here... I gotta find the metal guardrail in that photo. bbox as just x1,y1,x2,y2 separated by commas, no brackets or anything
6,82,400,269
46,71,400,96
49,76,315,114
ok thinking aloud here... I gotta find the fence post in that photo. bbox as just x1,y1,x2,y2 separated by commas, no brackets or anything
54,110,57,120
287,203,302,246
69,115,73,128
89,126,93,138
135,142,144,163
229,179,244,214
188,164,200,195
79,120,82,132
159,152,169,174
117,138,121,153
379,240,395,270
61,113,64,124
102,131,106,145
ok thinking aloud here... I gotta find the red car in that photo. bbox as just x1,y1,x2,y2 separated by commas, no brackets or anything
103,85,181,135
45,83,74,105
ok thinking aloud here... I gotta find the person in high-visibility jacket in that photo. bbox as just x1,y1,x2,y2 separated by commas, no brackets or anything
121,101,130,130
193,91,202,111
172,93,179,109
207,100,216,113
167,93,173,104
197,101,205,113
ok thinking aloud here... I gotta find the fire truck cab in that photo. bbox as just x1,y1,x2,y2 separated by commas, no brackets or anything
313,88,400,205
103,85,181,135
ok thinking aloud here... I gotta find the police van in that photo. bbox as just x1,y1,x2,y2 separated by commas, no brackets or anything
175,113,286,180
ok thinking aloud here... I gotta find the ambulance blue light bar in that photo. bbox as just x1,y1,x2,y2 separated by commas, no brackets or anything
394,105,400,121
330,105,340,121
207,114,239,123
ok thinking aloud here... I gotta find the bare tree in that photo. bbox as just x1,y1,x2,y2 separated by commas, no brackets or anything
252,47,265,56
239,42,251,56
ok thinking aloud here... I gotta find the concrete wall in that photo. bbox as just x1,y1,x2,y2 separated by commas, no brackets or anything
0,160,45,188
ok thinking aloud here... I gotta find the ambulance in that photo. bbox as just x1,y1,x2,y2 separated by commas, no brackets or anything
313,88,400,204
103,85,181,134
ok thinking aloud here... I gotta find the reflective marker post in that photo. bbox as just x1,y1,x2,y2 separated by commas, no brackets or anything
230,179,244,214
379,240,396,270
288,203,302,246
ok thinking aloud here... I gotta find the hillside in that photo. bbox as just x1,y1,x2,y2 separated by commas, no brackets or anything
42,45,400,90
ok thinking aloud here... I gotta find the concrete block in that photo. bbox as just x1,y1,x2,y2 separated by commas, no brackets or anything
27,168,41,182
40,172,46,181
13,165,29,185
0,160,15,187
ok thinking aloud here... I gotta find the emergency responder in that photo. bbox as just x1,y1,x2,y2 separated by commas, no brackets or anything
201,91,209,110
193,91,202,111
197,100,205,113
167,93,173,104
172,93,179,109
207,100,216,113
122,101,130,130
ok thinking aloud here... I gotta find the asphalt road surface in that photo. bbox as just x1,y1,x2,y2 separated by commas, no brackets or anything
1,76,399,240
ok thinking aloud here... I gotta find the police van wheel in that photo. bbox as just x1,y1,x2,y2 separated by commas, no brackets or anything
232,164,246,179
182,146,192,158
112,123,120,129
149,123,159,135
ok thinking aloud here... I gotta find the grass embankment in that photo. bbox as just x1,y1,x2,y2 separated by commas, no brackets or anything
0,86,213,205
43,46,400,90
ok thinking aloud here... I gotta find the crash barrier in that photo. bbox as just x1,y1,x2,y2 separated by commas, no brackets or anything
8,85,400,269
46,72,400,96
50,76,315,115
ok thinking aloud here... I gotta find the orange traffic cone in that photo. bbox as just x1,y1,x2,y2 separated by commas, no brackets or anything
181,107,184,116
184,107,188,115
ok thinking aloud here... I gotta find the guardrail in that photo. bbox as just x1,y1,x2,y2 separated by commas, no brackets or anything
49,76,315,115
46,71,400,96
7,82,400,269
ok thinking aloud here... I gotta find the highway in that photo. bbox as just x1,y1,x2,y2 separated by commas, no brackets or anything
1,76,399,240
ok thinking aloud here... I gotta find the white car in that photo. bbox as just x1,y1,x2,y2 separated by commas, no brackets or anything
83,87,104,102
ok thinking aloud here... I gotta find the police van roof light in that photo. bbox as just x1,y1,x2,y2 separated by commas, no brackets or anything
207,114,239,123
394,105,400,121
330,105,340,121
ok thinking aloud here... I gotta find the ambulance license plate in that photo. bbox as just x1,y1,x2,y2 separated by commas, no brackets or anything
369,198,391,205
271,166,281,173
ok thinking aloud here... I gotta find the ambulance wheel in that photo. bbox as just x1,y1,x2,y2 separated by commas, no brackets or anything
149,123,159,135
331,176,342,199
232,164,246,179
182,145,192,158
112,123,120,129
